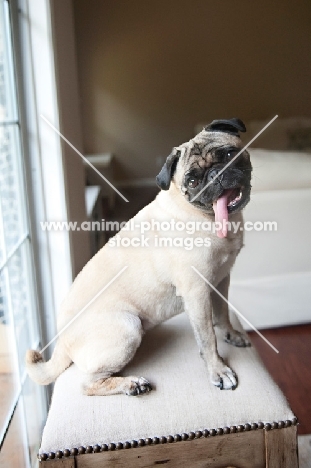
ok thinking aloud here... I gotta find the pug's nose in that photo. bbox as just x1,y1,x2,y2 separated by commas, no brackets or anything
208,168,223,184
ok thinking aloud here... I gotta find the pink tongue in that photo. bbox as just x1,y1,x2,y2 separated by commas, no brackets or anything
213,190,233,238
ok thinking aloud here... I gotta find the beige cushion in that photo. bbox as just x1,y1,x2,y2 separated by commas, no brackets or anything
40,313,294,454
249,148,311,192
230,188,311,329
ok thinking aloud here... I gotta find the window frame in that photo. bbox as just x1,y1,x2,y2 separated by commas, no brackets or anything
0,0,48,458
11,0,74,355
1,0,77,460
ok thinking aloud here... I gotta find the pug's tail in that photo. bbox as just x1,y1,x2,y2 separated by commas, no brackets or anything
26,340,72,385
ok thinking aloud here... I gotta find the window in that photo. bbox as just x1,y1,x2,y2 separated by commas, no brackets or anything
0,0,47,465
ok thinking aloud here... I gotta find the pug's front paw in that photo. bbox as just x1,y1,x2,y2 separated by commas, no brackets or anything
210,363,238,390
225,329,251,347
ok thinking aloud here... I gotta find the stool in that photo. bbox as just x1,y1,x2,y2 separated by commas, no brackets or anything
38,314,298,467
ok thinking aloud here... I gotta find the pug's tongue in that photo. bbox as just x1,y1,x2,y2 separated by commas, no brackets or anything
213,189,233,238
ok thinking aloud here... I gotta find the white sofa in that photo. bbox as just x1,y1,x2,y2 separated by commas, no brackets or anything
230,148,311,329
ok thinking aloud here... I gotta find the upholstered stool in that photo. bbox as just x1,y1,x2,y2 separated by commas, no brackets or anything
38,314,298,467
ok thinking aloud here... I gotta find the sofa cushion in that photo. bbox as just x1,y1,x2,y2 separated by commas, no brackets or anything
249,148,311,192
39,313,294,455
230,187,311,328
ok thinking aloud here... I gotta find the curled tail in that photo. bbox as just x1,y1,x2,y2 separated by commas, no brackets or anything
26,340,72,385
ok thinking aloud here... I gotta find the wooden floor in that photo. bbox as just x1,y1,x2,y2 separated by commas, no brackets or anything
249,323,311,435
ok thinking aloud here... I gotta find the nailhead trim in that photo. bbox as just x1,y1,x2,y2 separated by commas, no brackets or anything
38,417,298,461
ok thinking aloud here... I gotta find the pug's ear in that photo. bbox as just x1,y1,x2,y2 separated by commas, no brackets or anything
205,118,246,136
156,149,181,190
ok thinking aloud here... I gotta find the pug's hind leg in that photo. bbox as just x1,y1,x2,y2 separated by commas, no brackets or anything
75,311,151,396
84,375,152,396
212,275,251,347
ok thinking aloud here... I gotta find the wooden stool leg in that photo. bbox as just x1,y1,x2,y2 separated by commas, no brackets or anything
265,426,298,468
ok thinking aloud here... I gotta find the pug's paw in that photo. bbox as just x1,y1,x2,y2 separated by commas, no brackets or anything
126,377,152,396
210,363,238,390
225,330,251,347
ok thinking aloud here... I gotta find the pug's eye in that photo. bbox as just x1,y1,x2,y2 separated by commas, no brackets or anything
227,149,239,159
187,178,199,189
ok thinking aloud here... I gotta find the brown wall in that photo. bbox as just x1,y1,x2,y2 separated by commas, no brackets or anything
73,0,311,181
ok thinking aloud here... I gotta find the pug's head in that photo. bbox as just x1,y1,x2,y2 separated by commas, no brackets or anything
156,118,252,237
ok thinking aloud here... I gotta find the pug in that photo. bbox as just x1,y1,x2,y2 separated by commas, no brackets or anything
26,118,252,395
